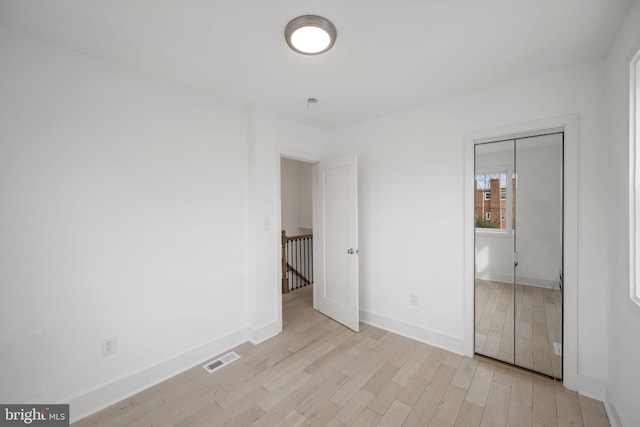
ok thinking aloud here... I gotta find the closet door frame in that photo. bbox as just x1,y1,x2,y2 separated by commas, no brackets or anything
463,115,579,391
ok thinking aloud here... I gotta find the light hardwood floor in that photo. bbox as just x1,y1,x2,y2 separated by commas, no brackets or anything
73,285,607,426
475,279,563,379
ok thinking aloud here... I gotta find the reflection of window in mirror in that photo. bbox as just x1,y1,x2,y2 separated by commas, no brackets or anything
475,171,513,231
631,47,640,307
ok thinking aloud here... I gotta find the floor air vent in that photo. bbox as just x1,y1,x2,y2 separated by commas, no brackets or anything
203,351,240,374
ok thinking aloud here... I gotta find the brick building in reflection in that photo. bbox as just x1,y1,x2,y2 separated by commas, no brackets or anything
475,176,516,229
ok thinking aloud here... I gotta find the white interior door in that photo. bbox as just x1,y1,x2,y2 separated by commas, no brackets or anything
313,153,359,331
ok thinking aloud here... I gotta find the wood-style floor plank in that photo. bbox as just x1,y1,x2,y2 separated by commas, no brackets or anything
72,285,608,427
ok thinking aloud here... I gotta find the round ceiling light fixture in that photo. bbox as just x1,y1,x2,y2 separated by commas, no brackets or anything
285,15,337,55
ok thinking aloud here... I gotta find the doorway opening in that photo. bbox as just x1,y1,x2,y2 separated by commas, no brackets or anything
277,153,360,332
474,131,564,380
280,157,315,297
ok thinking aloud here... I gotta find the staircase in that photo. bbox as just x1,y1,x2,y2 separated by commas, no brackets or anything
281,230,313,293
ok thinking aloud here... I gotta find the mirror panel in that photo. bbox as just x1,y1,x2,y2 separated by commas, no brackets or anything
514,133,563,379
474,140,515,365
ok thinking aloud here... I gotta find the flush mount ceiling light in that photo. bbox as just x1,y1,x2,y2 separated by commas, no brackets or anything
285,15,337,55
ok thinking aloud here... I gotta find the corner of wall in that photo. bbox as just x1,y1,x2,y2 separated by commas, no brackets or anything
571,372,606,400
604,387,625,427
248,320,281,345
360,309,467,355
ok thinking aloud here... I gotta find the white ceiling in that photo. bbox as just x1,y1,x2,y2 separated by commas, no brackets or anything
0,0,632,129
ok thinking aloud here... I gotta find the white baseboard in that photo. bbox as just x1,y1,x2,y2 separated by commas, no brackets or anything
604,401,623,427
248,320,281,345
67,327,248,424
476,272,514,284
604,387,626,427
476,272,559,289
571,372,606,400
359,309,466,355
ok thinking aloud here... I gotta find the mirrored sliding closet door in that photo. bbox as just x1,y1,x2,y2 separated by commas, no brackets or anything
474,132,563,380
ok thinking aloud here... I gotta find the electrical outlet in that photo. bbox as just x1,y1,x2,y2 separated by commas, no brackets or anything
101,337,117,356
410,294,418,306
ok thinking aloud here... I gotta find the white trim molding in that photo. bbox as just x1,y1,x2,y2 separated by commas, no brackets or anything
360,309,466,356
464,115,589,394
629,47,640,308
248,321,281,345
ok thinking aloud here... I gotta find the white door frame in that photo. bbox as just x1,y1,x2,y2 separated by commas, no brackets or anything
463,115,579,391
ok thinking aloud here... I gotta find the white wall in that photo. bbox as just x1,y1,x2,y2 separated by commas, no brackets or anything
0,26,250,421
0,25,332,422
280,158,313,236
605,1,640,426
327,60,609,396
298,161,313,231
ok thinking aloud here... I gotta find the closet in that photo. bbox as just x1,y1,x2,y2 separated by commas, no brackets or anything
474,132,563,379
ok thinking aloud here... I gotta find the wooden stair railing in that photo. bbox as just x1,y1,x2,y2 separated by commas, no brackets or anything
281,230,313,293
